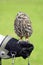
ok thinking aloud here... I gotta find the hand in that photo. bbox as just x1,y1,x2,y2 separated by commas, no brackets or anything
17,41,34,59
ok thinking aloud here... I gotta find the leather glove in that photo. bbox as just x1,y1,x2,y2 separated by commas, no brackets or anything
16,41,34,59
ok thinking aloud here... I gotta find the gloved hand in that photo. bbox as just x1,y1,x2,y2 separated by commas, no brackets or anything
16,41,34,59
6,38,34,59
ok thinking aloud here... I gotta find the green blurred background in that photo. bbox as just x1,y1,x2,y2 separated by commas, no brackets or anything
0,0,43,65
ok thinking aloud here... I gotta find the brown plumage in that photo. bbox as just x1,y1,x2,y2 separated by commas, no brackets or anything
14,12,33,40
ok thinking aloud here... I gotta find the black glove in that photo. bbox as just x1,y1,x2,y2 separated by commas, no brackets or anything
16,41,34,59
5,38,34,59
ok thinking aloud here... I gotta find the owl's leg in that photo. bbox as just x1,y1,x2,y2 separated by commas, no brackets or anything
25,33,29,42
19,36,23,41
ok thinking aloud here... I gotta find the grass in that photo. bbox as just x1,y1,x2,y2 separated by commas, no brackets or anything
0,0,43,65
